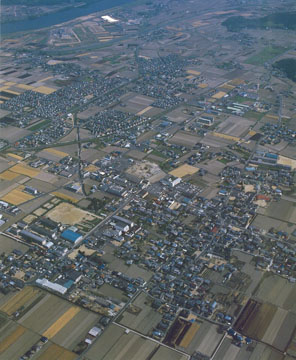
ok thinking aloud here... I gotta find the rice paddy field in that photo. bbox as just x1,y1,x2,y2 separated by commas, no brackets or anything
85,323,187,360
0,286,100,356
235,298,296,352
1,185,35,205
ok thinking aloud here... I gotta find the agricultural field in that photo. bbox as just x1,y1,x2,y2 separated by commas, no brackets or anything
235,297,296,352
0,286,43,316
252,214,295,236
261,199,296,225
245,46,287,66
150,347,188,360
165,316,223,356
216,115,254,137
119,93,155,114
42,306,81,339
1,185,35,205
0,234,29,254
85,324,157,360
50,309,99,350
9,163,40,178
0,170,19,180
85,323,185,360
117,292,162,335
169,131,200,148
35,343,77,360
235,299,277,340
213,337,284,360
0,321,40,360
51,191,79,203
0,286,100,354
97,283,128,304
169,164,199,178
254,274,296,312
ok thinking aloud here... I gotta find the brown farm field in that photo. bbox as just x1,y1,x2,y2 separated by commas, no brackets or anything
169,131,200,148
1,185,35,205
0,286,42,316
0,170,19,180
37,343,77,360
9,163,40,177
235,299,277,340
0,325,25,353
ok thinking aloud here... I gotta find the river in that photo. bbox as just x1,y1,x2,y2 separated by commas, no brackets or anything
1,0,134,35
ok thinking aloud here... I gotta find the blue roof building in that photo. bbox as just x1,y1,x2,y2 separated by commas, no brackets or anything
61,229,83,244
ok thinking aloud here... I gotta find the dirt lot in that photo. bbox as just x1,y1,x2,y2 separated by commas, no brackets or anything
166,107,192,123
126,160,166,183
169,164,199,178
47,202,96,225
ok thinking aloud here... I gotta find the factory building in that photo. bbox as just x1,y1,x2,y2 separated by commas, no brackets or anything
20,229,47,246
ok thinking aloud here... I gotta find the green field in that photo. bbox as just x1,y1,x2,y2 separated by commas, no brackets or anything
28,119,51,131
245,46,287,66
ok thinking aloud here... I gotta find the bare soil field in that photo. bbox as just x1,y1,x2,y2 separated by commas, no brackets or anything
47,202,96,225
169,164,199,178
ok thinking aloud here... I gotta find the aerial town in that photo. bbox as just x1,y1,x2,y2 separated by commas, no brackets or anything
0,0,295,359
